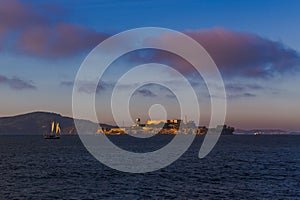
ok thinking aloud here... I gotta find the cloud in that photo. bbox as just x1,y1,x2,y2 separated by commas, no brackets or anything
225,83,260,99
60,80,111,94
166,93,176,99
187,28,300,78
135,88,157,97
226,83,264,93
18,23,108,57
228,92,256,99
0,0,108,57
1,1,299,79
61,80,176,98
0,74,36,90
243,93,256,97
224,82,281,99
131,28,300,79
60,81,74,87
0,0,48,31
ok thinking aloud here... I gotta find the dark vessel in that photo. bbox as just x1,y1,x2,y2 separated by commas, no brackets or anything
44,121,61,139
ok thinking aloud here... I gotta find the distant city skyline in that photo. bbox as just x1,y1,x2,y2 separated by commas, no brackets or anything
1,0,300,130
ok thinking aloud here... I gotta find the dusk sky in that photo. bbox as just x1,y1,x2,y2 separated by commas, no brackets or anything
1,0,300,130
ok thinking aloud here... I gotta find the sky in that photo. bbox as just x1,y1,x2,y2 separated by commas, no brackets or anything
0,0,300,130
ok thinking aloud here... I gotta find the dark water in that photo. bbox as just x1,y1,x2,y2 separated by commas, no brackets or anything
0,135,299,199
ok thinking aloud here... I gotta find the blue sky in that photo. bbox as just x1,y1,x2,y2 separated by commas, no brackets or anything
27,0,300,49
1,0,300,130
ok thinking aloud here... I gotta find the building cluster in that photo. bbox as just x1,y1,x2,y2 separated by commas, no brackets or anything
96,118,234,135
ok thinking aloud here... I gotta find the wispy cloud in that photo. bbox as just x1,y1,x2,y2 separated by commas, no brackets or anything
225,83,260,99
135,88,157,97
60,80,111,94
60,81,74,87
61,80,172,98
227,92,256,99
226,83,264,93
0,74,36,90
224,82,282,99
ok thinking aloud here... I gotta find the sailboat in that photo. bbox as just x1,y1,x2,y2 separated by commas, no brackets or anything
44,121,61,139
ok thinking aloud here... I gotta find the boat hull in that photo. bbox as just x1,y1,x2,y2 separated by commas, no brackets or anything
44,135,60,139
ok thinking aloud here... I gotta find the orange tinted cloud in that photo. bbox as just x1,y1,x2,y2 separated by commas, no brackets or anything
0,0,108,57
130,28,300,78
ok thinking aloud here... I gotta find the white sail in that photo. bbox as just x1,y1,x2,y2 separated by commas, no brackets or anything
51,121,55,133
56,123,61,134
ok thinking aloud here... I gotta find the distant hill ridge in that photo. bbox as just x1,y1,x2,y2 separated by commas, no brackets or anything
235,128,293,135
0,111,112,135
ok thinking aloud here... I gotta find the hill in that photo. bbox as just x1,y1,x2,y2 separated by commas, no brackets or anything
0,112,111,135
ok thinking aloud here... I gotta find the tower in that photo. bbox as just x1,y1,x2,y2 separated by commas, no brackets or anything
184,115,187,124
135,118,141,126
